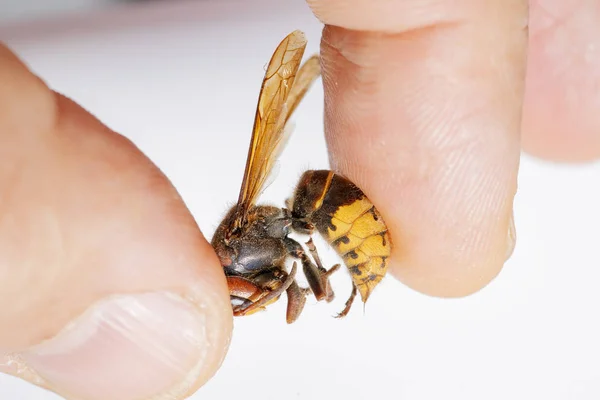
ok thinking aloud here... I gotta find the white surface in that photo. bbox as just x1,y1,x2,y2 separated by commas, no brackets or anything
1,0,600,399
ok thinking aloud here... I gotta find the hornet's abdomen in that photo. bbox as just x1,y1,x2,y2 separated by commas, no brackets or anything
291,170,391,302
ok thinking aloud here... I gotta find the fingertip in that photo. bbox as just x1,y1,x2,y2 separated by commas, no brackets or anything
0,208,233,400
314,2,526,298
521,102,600,163
387,207,515,298
3,290,232,400
520,0,600,163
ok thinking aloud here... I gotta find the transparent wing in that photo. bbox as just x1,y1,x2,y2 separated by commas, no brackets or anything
260,55,320,195
230,30,307,232
230,31,322,234
260,120,295,196
284,54,321,119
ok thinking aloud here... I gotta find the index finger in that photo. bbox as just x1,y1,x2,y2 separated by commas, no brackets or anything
308,0,528,297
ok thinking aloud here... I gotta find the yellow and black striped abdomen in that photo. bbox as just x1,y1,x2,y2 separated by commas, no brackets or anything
306,171,391,302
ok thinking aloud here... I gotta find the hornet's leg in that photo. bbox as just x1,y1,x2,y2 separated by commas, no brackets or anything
335,283,358,319
283,208,337,301
284,237,337,302
285,280,310,324
227,275,268,314
227,263,298,317
305,237,340,303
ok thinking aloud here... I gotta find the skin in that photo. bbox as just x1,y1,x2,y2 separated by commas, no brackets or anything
1,0,600,398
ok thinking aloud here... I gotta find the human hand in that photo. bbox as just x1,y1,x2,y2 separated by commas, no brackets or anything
306,0,599,296
2,0,598,399
0,44,232,399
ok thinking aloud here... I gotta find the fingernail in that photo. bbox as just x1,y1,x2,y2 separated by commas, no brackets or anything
20,292,219,400
505,211,516,261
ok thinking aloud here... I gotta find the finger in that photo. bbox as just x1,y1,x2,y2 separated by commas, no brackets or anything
0,43,232,400
307,1,527,296
521,0,600,162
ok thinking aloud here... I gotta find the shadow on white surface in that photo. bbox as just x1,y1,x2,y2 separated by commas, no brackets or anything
1,0,599,399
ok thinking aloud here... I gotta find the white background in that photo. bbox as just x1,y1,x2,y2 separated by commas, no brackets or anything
1,0,600,399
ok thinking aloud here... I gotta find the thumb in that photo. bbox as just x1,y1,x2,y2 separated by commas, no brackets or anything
0,44,232,400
